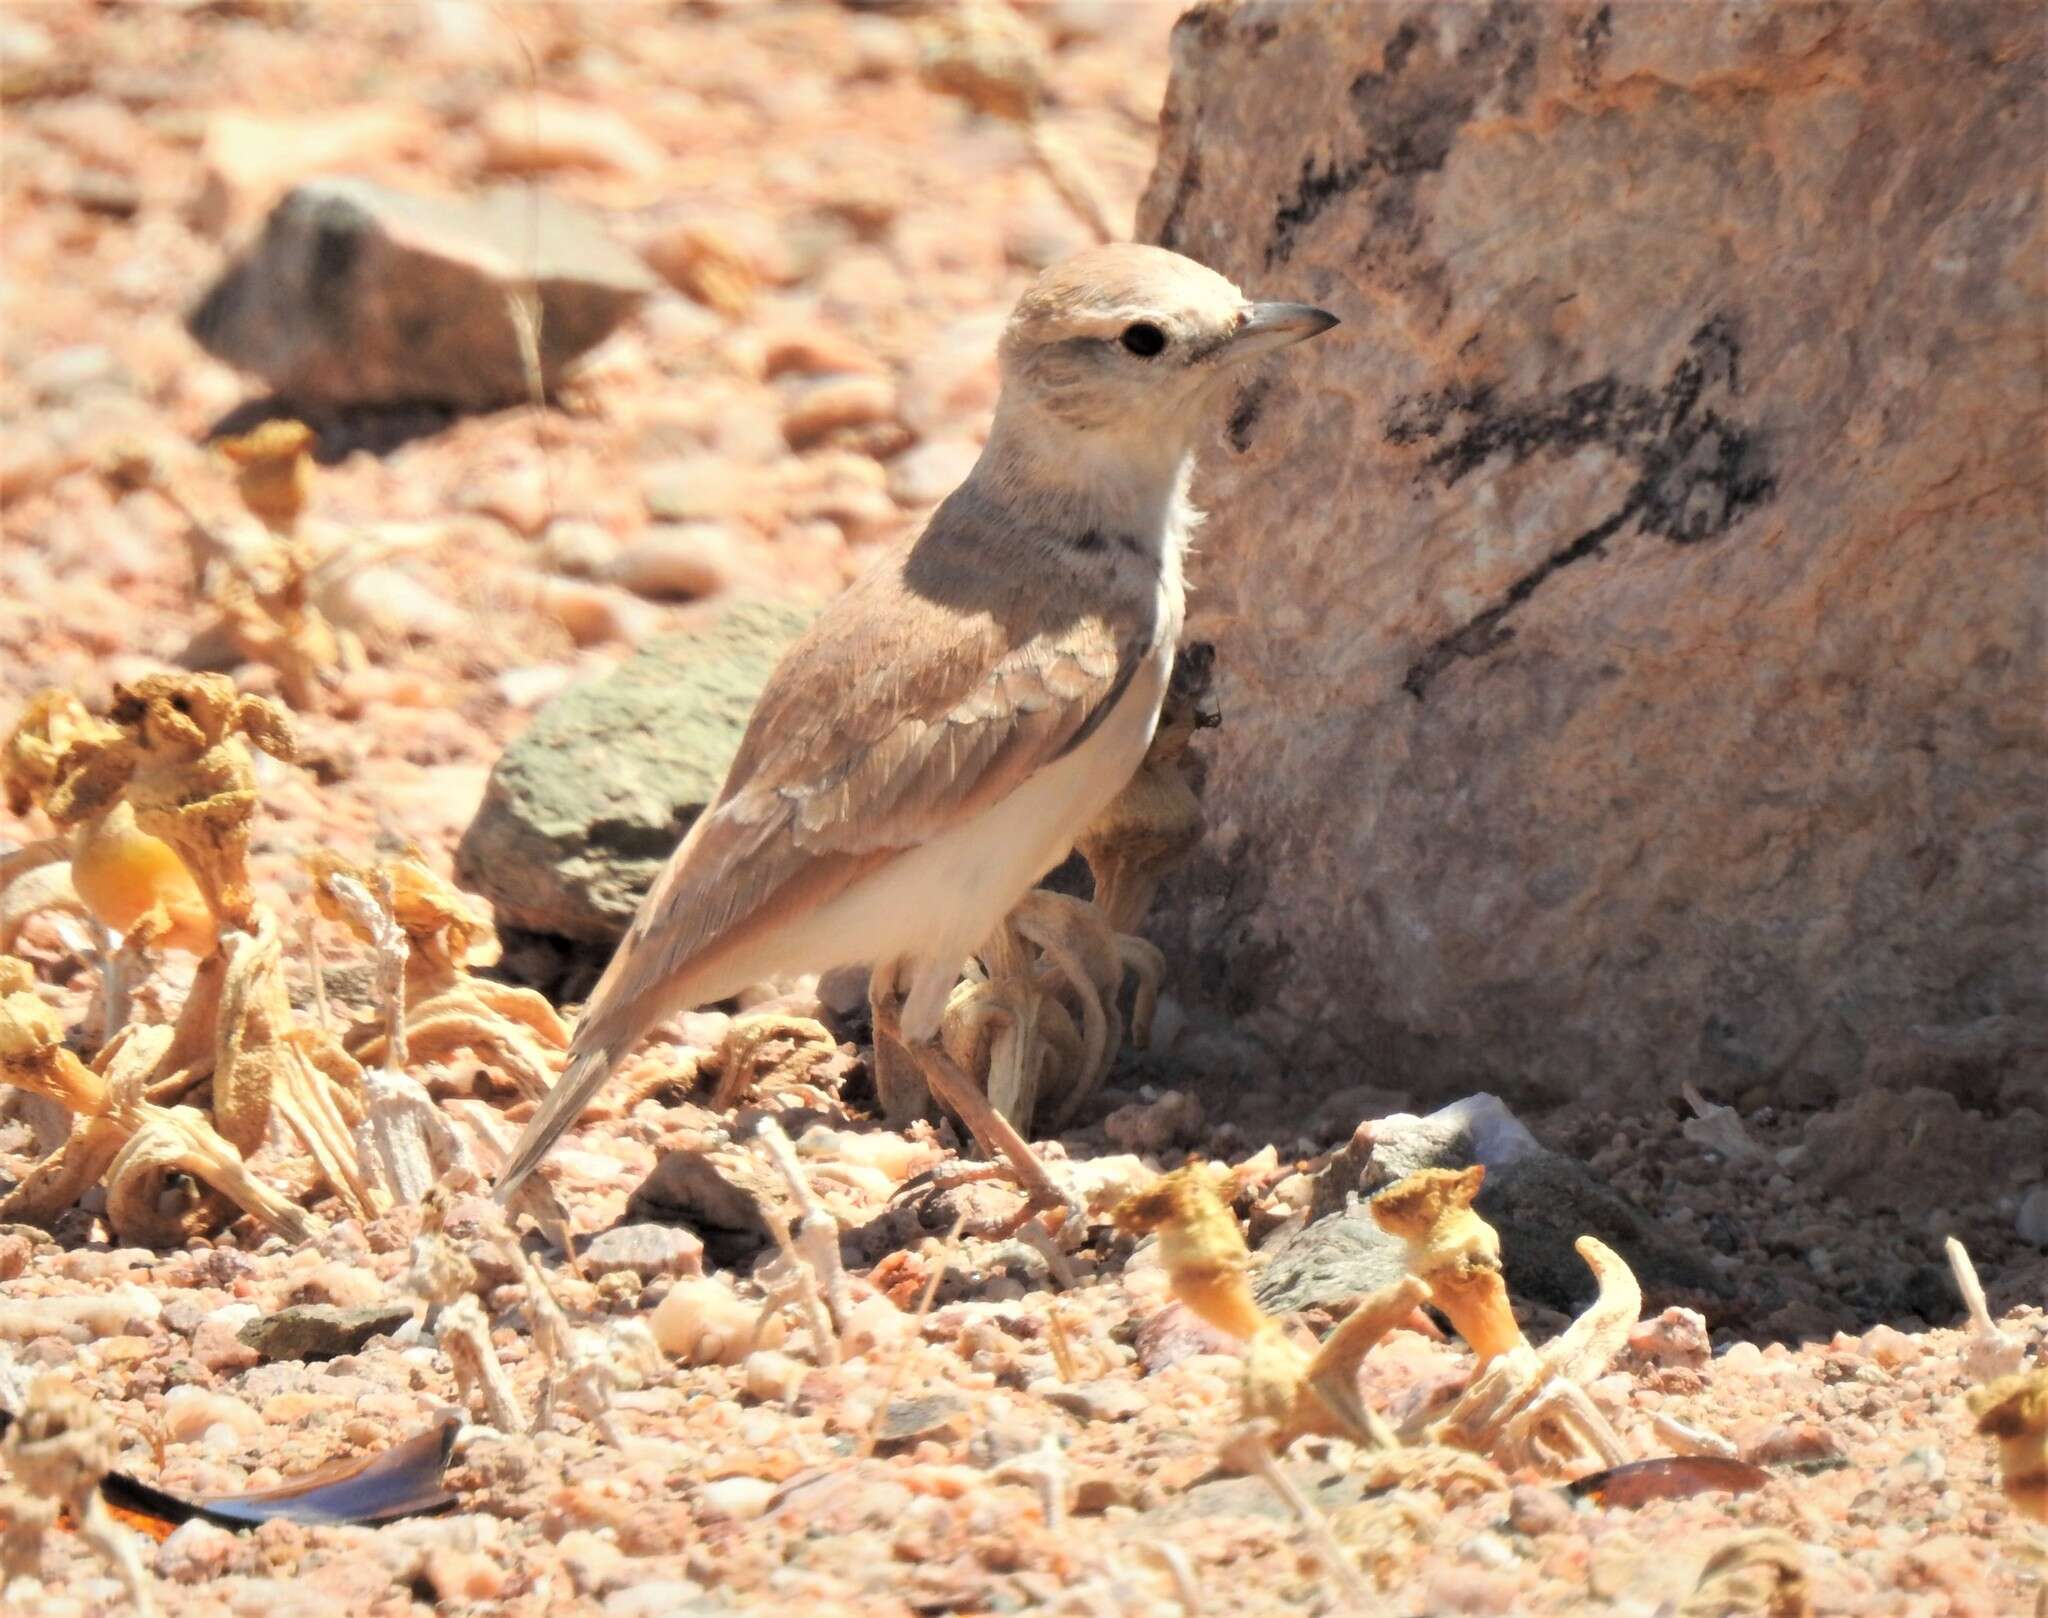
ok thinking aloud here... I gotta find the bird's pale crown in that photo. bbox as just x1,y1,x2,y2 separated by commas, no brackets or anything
996,243,1337,435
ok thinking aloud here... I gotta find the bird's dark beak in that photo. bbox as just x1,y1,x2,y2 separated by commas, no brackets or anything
1222,301,1340,364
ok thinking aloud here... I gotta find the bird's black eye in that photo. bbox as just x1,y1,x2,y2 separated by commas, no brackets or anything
1119,322,1167,357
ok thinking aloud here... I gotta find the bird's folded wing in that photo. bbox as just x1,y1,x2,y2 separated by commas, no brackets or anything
593,593,1147,1027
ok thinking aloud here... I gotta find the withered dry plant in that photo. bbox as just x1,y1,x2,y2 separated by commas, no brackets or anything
101,429,442,714
1967,1366,2047,1526
0,1374,154,1616
2,690,212,963
1117,1162,1645,1481
307,849,569,1101
403,1187,662,1446
0,675,379,1243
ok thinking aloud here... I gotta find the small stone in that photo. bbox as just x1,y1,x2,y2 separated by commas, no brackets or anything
640,454,772,525
1628,1307,1711,1369
1073,1473,1136,1514
838,1293,910,1359
156,1518,239,1583
755,324,881,380
1424,1565,1522,1615
643,222,762,317
292,1261,385,1310
192,1311,262,1375
1744,1421,1845,1467
1859,1323,1922,1369
2018,1184,2048,1246
477,95,663,179
1506,1484,1574,1537
581,1222,706,1282
188,179,656,410
423,1547,505,1604
557,1529,628,1597
1102,1089,1204,1153
651,1276,783,1365
238,1302,414,1363
697,1475,778,1523
1035,1378,1146,1424
742,1349,807,1404
461,468,554,538
607,524,751,601
782,375,899,451
0,1232,31,1282
1134,1301,1241,1376
22,345,123,405
874,1393,974,1452
604,1582,714,1618
162,1388,262,1443
538,518,620,579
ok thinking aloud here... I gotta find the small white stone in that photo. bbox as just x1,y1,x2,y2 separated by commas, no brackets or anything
2017,1184,2048,1246
742,1349,807,1403
697,1474,778,1523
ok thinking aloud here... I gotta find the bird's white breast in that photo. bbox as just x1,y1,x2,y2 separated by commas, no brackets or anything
696,496,1190,1040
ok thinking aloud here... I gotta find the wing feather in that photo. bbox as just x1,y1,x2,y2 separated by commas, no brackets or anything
494,518,1158,1204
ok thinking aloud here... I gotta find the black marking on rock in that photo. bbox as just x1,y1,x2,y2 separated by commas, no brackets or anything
1390,317,1777,699
1268,0,1539,267
1573,3,1614,88
1226,376,1273,453
1071,527,1108,554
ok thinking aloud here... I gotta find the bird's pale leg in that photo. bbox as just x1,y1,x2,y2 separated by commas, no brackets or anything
872,957,1072,1227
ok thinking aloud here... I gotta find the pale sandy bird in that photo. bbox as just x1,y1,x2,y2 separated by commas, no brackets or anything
493,243,1336,1207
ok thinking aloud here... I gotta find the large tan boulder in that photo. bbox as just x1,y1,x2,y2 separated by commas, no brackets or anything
1137,1,2044,1107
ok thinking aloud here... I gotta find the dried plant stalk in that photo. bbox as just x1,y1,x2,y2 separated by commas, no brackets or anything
0,1375,154,1616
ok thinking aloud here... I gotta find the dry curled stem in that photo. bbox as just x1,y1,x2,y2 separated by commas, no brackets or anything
437,1294,524,1434
310,852,567,1101
706,1012,842,1111
1679,1531,1811,1618
0,1374,154,1616
1220,1420,1373,1609
1403,1231,1641,1477
757,1116,852,1342
1947,1236,2025,1382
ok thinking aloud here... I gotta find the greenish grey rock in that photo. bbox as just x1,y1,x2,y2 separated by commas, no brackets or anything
457,599,813,943
238,1302,413,1363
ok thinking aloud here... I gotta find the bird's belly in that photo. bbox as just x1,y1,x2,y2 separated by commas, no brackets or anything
777,646,1172,1035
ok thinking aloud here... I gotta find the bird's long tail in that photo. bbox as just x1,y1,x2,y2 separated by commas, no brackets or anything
492,1029,627,1206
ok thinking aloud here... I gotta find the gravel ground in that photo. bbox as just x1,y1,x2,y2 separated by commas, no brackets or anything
2,4,2043,1615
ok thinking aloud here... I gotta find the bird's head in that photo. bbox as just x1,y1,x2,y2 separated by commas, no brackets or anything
994,244,1337,456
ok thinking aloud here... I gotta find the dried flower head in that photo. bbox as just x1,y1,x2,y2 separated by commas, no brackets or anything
217,419,315,535
43,675,295,934
1967,1367,2048,1524
1370,1165,1527,1365
1114,1163,1261,1340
